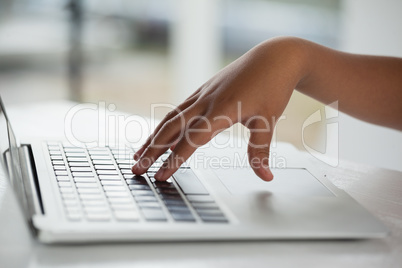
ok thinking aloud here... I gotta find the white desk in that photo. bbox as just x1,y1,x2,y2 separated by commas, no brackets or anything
1,101,401,267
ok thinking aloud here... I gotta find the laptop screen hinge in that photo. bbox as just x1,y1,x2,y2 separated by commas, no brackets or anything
19,144,45,217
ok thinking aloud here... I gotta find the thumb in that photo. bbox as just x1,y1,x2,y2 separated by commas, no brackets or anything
247,122,274,181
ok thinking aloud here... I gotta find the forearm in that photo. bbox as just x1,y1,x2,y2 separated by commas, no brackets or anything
288,38,402,130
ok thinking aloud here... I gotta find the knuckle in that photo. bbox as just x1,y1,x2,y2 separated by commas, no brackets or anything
161,118,176,132
249,148,270,157
166,110,178,119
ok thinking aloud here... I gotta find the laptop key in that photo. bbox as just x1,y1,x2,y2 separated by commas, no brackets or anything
111,203,136,210
67,157,88,162
108,197,133,204
118,164,132,169
134,196,157,202
69,162,90,167
114,210,139,221
99,175,121,180
120,169,133,175
66,212,82,221
165,205,190,211
124,174,147,180
74,177,96,183
53,165,67,170
170,212,196,222
56,176,70,182
191,202,219,209
196,210,225,218
91,155,112,160
194,207,223,214
159,194,183,201
128,184,151,190
61,192,76,199
48,145,60,150
79,194,103,200
116,159,135,165
82,200,107,207
137,202,161,209
97,170,118,175
84,206,109,213
94,164,116,170
59,187,74,194
70,167,92,172
126,176,148,184
156,188,179,195
141,208,167,221
58,181,72,187
77,188,101,194
65,207,81,214
131,190,155,196
163,199,186,206
55,170,68,176
103,186,126,192
63,197,79,205
52,160,65,165
50,155,63,160
72,172,94,177
114,155,132,160
75,182,98,188
92,160,114,165
199,215,228,223
63,148,85,153
47,142,60,146
105,192,129,198
147,167,159,173
88,150,109,156
86,213,111,221
101,180,123,186
126,179,148,185
65,152,86,157
153,181,175,189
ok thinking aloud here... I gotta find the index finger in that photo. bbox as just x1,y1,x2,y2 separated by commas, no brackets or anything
154,115,231,181
134,94,199,160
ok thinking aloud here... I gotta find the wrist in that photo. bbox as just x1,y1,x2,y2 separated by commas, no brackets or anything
257,36,311,90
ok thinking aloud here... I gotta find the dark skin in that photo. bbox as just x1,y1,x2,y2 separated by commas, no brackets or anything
131,36,402,182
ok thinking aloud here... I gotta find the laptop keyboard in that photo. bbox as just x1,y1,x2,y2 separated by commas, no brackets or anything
47,142,228,224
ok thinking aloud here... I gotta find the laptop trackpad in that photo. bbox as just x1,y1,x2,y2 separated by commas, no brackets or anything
214,168,334,197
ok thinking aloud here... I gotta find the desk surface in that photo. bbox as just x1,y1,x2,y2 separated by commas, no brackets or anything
0,101,401,268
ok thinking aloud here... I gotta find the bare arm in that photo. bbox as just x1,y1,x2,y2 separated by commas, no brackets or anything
132,36,402,182
296,38,402,130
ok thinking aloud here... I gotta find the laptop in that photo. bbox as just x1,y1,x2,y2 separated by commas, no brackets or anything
0,96,388,243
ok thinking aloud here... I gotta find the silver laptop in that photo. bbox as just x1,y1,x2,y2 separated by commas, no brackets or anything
0,96,388,243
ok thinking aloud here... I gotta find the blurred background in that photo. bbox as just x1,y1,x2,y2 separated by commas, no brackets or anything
0,0,401,171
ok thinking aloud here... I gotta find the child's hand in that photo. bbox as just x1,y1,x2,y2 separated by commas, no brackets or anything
132,35,402,181
132,37,308,181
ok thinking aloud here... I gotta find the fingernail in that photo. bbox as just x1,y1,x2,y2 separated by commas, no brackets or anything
265,168,274,181
133,152,139,161
154,168,165,181
132,164,139,173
